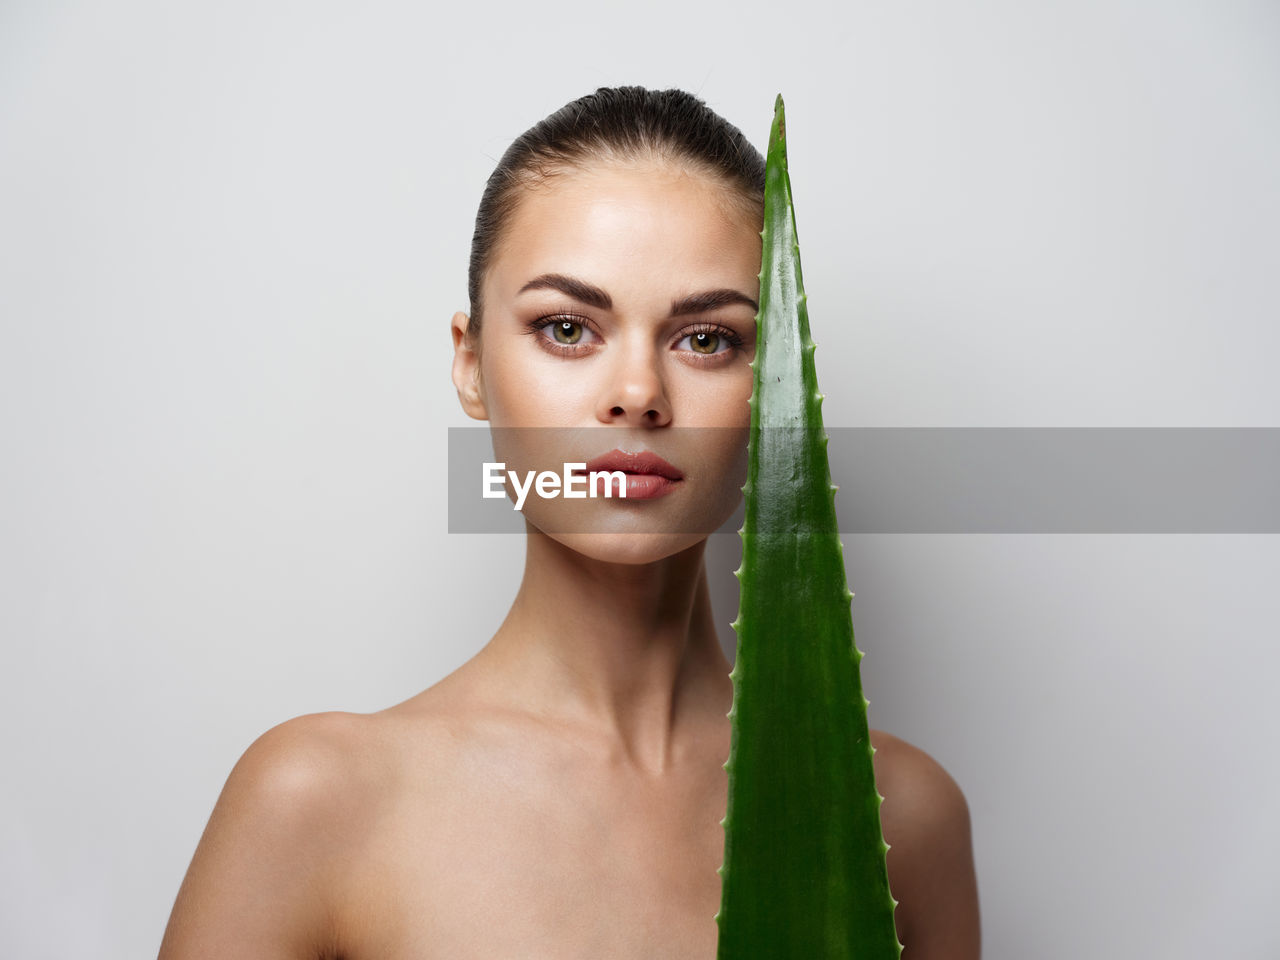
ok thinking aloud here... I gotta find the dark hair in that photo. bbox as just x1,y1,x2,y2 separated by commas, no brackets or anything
465,85,766,346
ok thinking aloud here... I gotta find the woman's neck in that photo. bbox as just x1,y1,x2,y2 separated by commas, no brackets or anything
475,528,734,775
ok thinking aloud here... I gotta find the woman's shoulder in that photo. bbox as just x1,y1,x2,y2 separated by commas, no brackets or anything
158,712,378,956
228,711,389,810
227,701,463,812
196,710,411,878
867,729,981,958
160,707,457,957
866,728,972,871
868,728,970,824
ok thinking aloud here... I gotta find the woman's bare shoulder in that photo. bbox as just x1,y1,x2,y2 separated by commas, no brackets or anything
868,729,970,823
867,729,981,959
224,700,472,816
228,710,392,808
159,709,439,959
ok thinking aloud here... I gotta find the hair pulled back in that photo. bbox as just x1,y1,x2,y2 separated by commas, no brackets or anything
465,86,766,345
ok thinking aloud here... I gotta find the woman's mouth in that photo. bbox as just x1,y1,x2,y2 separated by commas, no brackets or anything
575,449,684,500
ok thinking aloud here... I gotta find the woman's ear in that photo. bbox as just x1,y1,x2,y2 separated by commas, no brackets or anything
450,311,488,420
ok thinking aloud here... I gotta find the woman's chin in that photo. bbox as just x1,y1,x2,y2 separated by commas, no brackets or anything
532,528,708,566
518,492,742,565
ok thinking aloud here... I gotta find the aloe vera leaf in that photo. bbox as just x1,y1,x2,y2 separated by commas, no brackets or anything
715,95,902,960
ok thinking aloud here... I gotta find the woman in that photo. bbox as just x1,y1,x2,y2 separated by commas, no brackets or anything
159,85,980,959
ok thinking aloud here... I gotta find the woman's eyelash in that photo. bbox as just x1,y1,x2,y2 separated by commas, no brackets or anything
680,322,745,349
526,314,592,335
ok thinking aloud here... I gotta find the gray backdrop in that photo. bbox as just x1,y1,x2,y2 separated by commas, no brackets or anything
2,0,1277,957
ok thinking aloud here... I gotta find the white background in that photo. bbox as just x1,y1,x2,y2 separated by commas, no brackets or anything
2,1,1278,957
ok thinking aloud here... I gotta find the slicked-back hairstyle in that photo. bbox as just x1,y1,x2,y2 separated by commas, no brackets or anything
464,85,766,347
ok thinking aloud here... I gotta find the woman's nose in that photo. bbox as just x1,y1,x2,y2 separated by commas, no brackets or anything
596,342,672,426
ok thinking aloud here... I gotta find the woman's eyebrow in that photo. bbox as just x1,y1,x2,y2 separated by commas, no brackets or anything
518,273,612,310
517,273,758,316
670,288,759,317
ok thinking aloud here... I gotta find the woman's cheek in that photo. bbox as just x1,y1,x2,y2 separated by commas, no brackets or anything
485,353,595,428
482,350,539,425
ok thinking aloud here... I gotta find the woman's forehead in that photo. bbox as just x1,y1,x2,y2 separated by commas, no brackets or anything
489,161,761,304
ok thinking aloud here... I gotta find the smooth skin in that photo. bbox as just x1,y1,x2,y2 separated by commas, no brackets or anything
159,158,980,959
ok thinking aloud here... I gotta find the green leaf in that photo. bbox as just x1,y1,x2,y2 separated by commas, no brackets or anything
715,94,902,960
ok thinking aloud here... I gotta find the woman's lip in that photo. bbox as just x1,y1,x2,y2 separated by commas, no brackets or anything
615,474,679,500
578,449,684,481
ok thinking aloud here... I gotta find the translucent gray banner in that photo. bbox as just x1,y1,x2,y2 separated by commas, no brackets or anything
447,428,1280,534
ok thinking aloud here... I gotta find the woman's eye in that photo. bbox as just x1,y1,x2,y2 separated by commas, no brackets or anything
531,317,596,350
531,317,739,358
676,330,734,356
691,331,719,354
551,320,585,344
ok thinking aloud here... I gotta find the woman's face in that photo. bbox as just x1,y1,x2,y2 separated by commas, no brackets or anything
451,157,762,564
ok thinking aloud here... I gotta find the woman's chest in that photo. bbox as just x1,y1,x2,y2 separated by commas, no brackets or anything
338,759,727,959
